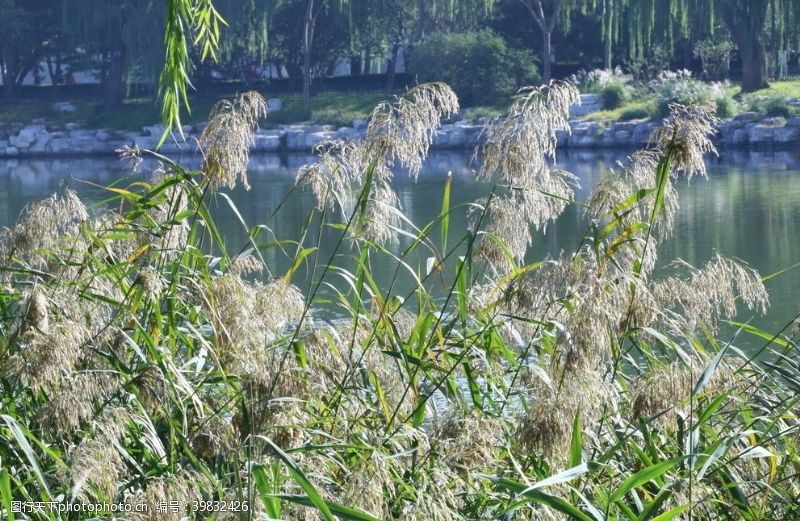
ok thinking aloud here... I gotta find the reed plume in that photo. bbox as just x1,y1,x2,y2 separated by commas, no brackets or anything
199,91,267,191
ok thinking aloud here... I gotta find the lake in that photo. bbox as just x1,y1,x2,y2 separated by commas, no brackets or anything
1,149,799,342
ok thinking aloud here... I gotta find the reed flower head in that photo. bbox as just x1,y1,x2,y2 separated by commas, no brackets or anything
7,322,89,391
134,268,164,300
199,91,266,191
117,144,143,172
517,370,615,460
650,103,719,180
66,436,125,502
433,411,508,473
478,81,579,185
366,82,459,179
474,82,579,268
654,254,768,333
343,450,396,518
125,469,212,521
299,83,457,244
39,372,119,437
230,254,264,276
192,414,238,460
24,287,49,332
297,139,364,215
11,189,88,258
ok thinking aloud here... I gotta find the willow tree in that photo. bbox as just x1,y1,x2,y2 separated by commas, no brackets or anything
599,0,799,92
516,1,597,83
717,0,800,91
214,0,274,81
0,0,61,95
61,0,167,106
345,0,494,90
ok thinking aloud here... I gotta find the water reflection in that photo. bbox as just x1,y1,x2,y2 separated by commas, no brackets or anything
1,149,799,336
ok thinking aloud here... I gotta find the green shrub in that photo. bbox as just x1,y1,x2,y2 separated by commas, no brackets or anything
407,30,538,106
652,70,729,117
619,105,651,120
266,103,312,124
601,82,630,109
741,92,799,119
715,94,737,118
765,100,794,118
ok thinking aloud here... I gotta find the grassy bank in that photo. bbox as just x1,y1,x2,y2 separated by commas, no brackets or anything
0,91,397,131
585,79,800,122
0,84,798,520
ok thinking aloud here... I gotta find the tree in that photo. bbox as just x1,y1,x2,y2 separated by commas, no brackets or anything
62,0,167,106
0,0,61,95
516,1,598,83
719,0,769,92
518,0,559,83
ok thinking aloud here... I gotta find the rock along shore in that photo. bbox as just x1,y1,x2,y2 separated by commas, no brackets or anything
1,110,799,160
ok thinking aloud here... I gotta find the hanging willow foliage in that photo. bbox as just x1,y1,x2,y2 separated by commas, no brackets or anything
598,0,799,64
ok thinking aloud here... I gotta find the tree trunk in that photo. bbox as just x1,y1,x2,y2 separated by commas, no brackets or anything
103,46,126,107
721,0,769,93
735,32,769,93
385,42,400,91
350,54,362,76
524,0,559,84
541,28,552,84
302,0,315,103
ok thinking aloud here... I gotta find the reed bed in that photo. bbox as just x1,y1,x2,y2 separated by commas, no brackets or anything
0,83,798,521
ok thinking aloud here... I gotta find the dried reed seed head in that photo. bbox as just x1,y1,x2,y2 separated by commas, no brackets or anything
472,196,532,268
124,469,212,521
397,467,462,521
192,414,239,460
66,436,125,502
384,307,417,341
39,371,119,437
230,254,264,276
6,322,90,391
117,144,143,172
343,450,396,518
478,81,579,185
24,287,49,332
134,268,164,299
473,83,579,268
650,103,719,180
654,254,769,333
250,400,312,450
365,82,459,180
11,189,88,256
628,359,740,432
297,138,364,214
517,371,615,461
356,176,402,245
207,275,305,359
256,277,306,330
433,411,508,473
131,365,169,414
199,91,267,191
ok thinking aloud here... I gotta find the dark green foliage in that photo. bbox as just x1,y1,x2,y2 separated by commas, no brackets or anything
619,105,651,120
715,95,736,118
407,30,538,106
601,82,629,110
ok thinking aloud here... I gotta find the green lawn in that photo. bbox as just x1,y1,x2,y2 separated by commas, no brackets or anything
1,80,798,130
586,79,800,122
0,90,397,131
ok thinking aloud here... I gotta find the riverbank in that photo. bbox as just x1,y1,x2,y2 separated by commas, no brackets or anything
1,98,799,158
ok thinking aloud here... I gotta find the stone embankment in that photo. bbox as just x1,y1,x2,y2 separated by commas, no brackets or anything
1,95,798,158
